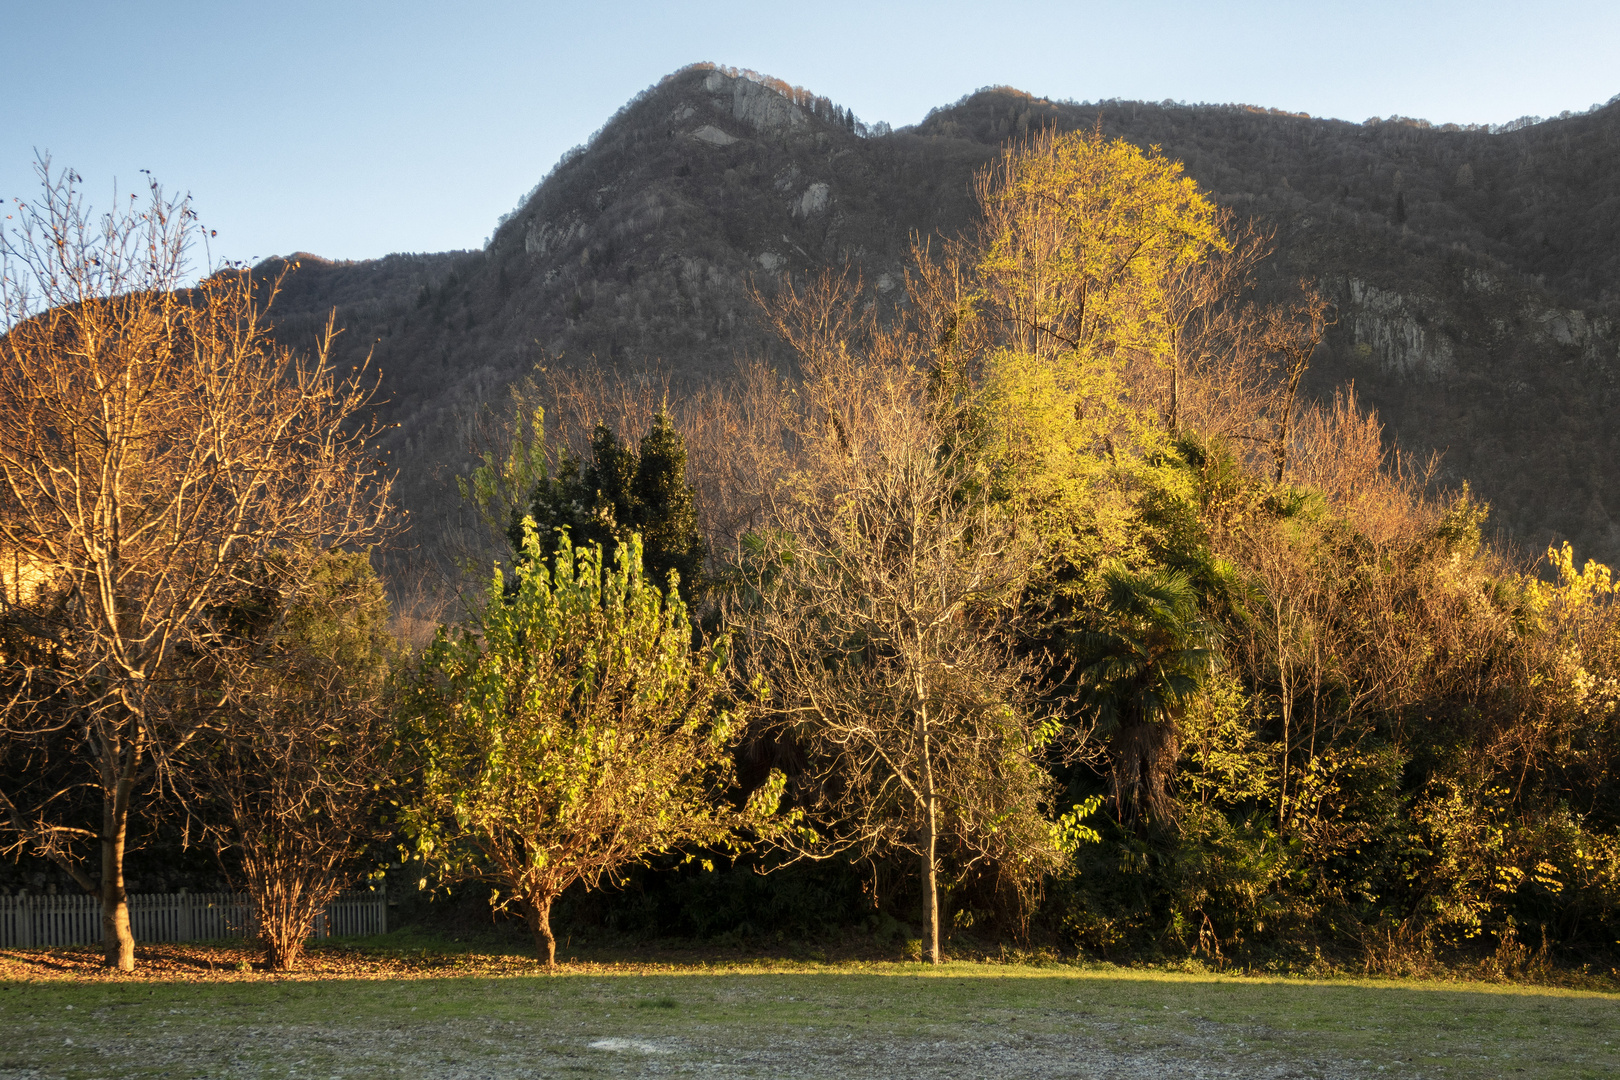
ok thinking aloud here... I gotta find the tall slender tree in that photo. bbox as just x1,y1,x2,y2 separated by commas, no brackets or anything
741,270,1068,964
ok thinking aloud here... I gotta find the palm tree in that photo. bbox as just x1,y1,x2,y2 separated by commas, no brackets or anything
1073,564,1219,825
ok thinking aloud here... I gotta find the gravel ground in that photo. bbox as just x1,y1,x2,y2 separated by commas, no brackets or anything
2,1015,1381,1079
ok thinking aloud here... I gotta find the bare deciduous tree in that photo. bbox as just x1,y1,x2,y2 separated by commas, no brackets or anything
736,271,1070,965
0,161,391,970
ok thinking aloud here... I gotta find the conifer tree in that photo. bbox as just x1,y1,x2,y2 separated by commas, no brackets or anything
511,410,706,605
633,411,706,595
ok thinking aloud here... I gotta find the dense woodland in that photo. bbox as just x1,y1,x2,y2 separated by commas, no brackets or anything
4,67,1620,980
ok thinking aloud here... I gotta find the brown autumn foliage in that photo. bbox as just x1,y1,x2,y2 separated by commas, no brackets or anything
178,551,400,971
0,162,392,970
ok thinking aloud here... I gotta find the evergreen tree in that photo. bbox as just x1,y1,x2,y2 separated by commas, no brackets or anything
1073,565,1220,825
632,411,706,595
510,410,706,606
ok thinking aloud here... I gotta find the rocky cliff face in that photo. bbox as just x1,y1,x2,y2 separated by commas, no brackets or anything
1322,267,1620,554
258,64,1620,573
1343,278,1457,379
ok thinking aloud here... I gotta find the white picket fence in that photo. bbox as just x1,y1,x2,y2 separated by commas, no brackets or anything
0,889,386,949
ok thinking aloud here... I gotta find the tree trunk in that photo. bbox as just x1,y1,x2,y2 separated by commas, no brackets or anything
527,894,557,969
922,817,940,965
1278,686,1292,832
1169,358,1180,435
257,879,309,972
915,676,942,965
101,775,135,971
1271,342,1311,485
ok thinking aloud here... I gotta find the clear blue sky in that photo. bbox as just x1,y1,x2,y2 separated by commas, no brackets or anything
6,0,1617,265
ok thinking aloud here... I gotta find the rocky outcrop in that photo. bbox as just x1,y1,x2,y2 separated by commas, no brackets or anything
524,213,587,257
1343,278,1456,379
704,68,809,132
1339,272,1618,383
691,125,739,146
794,182,830,217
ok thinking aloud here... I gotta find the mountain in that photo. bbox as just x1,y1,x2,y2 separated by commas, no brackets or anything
258,64,1620,578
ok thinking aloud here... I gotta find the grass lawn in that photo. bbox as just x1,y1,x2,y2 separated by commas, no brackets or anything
1,936,1616,1079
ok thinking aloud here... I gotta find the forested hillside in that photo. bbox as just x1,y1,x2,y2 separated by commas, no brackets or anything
258,64,1620,575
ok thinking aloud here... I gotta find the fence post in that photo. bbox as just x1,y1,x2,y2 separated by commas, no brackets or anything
378,883,387,936
17,893,32,949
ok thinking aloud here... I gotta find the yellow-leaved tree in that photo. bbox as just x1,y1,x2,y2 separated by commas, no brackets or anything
964,129,1328,829
969,130,1229,602
974,126,1229,368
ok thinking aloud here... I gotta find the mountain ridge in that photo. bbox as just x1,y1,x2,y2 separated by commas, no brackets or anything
257,63,1620,575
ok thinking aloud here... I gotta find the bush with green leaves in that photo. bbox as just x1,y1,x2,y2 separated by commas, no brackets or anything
401,521,780,965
